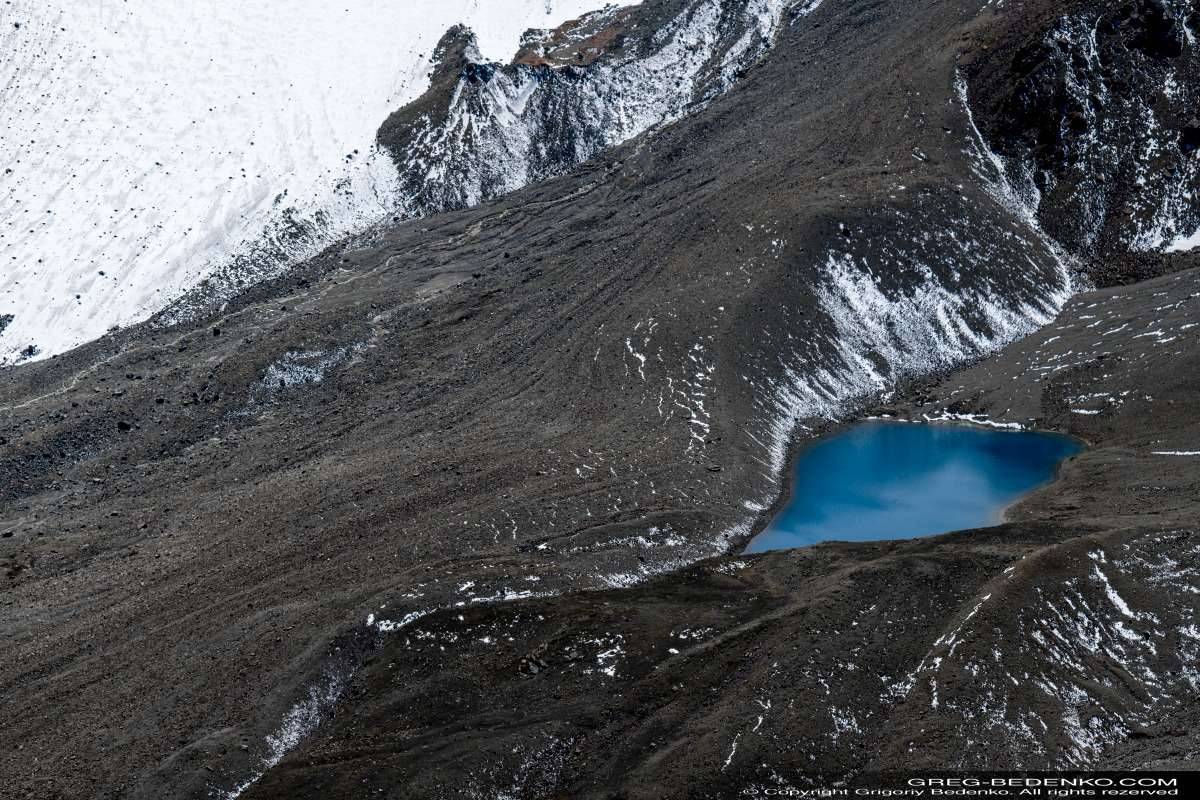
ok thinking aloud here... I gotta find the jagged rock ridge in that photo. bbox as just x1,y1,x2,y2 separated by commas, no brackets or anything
376,0,799,216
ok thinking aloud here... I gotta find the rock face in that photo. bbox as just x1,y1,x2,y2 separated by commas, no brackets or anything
376,0,797,217
966,0,1200,283
1,0,1198,798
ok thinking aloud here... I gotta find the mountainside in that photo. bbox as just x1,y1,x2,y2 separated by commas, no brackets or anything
1,0,1199,798
966,0,1200,282
0,0,649,366
244,265,1200,798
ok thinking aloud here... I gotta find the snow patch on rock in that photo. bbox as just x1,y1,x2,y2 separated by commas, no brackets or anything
382,0,793,218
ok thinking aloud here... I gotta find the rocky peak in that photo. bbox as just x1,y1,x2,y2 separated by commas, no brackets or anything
513,4,641,67
375,0,792,220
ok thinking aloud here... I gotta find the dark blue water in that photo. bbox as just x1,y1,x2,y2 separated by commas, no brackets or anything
745,422,1082,554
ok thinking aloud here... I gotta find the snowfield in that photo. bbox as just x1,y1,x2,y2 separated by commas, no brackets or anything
0,0,636,364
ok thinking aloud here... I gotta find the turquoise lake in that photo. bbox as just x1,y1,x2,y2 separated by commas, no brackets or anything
744,421,1083,554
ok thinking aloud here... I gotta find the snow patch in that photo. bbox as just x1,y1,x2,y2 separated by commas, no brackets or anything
214,670,347,799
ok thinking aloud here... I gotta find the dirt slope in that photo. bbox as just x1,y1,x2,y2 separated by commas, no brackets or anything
1,0,1198,797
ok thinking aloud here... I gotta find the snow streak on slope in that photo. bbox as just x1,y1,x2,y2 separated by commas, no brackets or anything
743,83,1074,485
0,0,638,364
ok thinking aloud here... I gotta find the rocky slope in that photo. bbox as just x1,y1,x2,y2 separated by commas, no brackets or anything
0,0,1198,797
242,264,1200,799
965,0,1200,283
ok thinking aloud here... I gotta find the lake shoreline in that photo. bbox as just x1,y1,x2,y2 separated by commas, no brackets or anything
743,420,1083,554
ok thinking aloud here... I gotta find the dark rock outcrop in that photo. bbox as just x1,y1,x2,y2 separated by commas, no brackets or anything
376,0,795,218
966,0,1200,284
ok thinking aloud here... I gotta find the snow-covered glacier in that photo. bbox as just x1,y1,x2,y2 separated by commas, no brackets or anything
0,0,641,364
